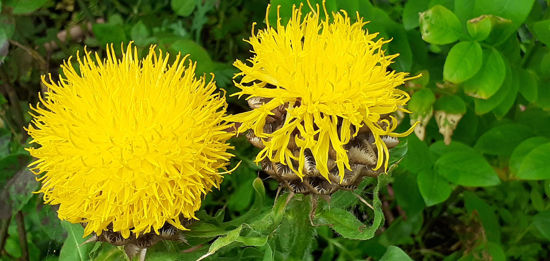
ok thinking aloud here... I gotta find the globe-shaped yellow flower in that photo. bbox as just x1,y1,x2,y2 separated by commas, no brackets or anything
27,44,234,238
229,3,417,183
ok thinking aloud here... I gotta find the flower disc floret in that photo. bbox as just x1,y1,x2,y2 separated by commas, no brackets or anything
229,3,417,182
27,44,234,238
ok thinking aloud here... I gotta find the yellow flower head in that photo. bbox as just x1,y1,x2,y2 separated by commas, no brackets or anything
229,3,417,182
26,43,234,238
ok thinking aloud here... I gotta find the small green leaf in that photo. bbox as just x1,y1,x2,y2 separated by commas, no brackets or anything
434,95,466,114
467,15,493,41
474,63,513,114
198,225,243,260
408,88,436,116
417,168,452,206
380,246,413,261
130,21,151,46
518,143,550,180
533,211,550,240
92,23,127,46
59,221,93,261
462,47,505,99
474,123,533,156
534,19,550,47
518,69,538,103
419,5,463,45
435,150,500,187
7,0,48,14
169,39,214,74
444,41,483,83
509,137,550,176
402,0,430,30
401,135,432,173
171,0,196,17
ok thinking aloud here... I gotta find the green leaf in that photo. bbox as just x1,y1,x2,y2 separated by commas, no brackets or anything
474,123,533,156
169,39,214,74
517,143,550,180
317,176,386,240
198,225,243,260
419,5,462,45
462,47,505,99
402,0,430,30
434,95,466,114
92,23,127,46
464,191,501,242
534,19,550,46
533,211,550,240
509,137,550,176
7,0,48,14
59,221,93,261
435,150,500,187
474,63,513,114
518,69,538,103
408,88,436,116
171,0,196,17
130,21,151,46
467,15,493,41
275,195,315,260
401,135,432,173
417,168,452,206
393,172,425,217
443,41,483,83
380,246,413,261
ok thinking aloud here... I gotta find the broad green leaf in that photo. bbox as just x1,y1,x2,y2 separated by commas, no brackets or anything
7,0,48,14
492,69,519,118
434,95,467,114
435,150,500,187
533,211,550,240
402,0,430,30
509,137,550,176
228,178,254,212
408,88,436,116
401,135,432,173
92,23,127,46
534,19,550,46
519,69,538,103
130,21,151,46
430,140,475,157
393,172,425,217
275,195,315,260
59,221,93,261
474,123,533,156
380,246,413,261
464,191,501,242
531,189,545,212
474,63,512,114
419,5,462,45
417,168,452,206
467,15,492,41
169,39,214,74
444,41,483,83
171,0,196,17
462,47,505,99
487,242,506,261
518,143,550,180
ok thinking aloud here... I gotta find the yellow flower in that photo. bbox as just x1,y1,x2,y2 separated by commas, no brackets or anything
228,3,417,182
26,43,234,239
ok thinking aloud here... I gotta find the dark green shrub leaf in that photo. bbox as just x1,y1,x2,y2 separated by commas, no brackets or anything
171,0,196,17
92,23,127,46
519,69,538,103
474,63,513,114
443,41,483,83
419,5,462,45
435,150,500,187
409,88,435,115
434,95,466,114
533,19,550,46
509,137,550,176
169,39,214,74
462,47,505,99
130,21,151,46
393,172,425,217
402,0,430,30
474,123,533,156
533,211,550,240
401,135,432,173
417,168,452,206
467,15,493,41
380,246,413,261
59,221,93,261
517,143,550,180
7,0,48,14
464,191,501,242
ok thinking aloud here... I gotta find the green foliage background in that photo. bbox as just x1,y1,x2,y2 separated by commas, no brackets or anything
1,0,550,260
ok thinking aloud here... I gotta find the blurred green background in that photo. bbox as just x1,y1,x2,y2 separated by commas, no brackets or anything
1,0,550,260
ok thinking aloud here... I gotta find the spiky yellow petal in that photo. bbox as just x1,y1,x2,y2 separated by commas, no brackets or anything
228,3,417,182
26,43,234,238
